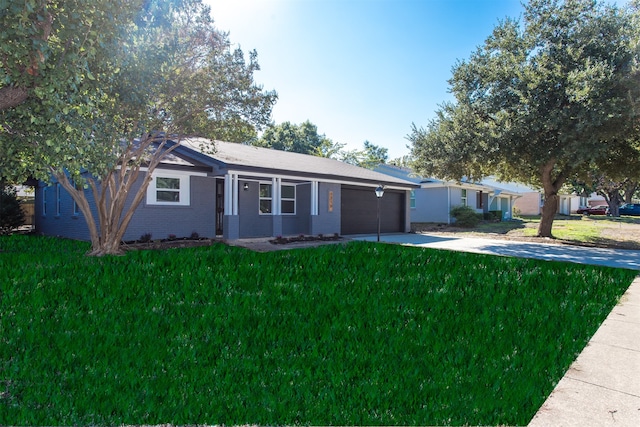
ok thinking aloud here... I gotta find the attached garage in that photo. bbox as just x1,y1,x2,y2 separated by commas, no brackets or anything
341,185,406,235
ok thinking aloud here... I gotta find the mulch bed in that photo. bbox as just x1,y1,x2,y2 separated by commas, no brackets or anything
120,234,346,252
269,233,342,245
121,237,219,251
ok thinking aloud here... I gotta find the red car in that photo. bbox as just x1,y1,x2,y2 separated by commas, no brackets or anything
576,205,608,215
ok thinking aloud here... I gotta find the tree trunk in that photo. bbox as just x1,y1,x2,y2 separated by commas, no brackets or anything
599,192,617,217
537,159,568,238
598,188,623,217
54,135,181,256
623,181,638,204
538,193,558,237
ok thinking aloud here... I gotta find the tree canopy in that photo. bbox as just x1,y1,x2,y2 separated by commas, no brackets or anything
409,0,639,236
253,120,337,155
1,0,277,254
341,141,389,169
254,121,391,169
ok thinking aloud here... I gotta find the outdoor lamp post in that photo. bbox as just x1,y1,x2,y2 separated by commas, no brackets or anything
375,184,384,242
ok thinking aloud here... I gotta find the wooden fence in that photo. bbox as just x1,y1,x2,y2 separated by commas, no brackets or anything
20,199,35,226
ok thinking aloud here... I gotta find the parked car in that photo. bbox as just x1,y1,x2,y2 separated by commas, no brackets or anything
576,205,608,215
618,204,640,216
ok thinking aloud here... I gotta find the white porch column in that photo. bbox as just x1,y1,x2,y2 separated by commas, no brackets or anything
224,174,232,215
272,177,281,215
311,181,319,215
232,173,239,215
224,173,239,215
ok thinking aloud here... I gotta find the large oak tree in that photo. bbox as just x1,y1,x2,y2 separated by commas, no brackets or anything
1,0,276,255
409,0,639,237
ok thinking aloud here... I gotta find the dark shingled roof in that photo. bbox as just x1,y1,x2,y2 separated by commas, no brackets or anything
179,139,417,188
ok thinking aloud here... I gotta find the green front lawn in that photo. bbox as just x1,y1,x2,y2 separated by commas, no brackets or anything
0,235,636,425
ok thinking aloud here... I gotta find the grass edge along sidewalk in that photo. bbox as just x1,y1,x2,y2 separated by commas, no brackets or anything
1,235,637,425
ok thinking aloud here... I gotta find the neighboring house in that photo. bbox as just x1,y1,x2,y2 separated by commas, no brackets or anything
375,165,521,224
558,194,581,215
35,139,417,241
481,177,585,216
480,178,542,216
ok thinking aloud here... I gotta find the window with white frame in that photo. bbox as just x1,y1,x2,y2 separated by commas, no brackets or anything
156,177,181,202
410,189,416,209
146,173,191,206
461,189,467,206
259,183,296,214
259,183,272,214
281,184,295,214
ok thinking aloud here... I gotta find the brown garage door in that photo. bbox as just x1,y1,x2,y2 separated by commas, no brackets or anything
341,186,404,235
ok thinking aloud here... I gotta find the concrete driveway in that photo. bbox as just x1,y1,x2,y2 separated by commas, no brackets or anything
351,233,640,271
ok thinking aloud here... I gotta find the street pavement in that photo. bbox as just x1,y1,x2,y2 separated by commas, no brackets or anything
351,233,640,426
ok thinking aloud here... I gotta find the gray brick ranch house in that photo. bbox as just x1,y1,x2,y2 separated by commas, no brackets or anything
35,139,417,241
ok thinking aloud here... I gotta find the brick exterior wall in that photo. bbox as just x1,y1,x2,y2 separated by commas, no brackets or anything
36,174,216,242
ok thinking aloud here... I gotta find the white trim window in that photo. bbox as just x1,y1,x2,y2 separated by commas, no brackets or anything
259,183,296,214
281,184,296,214
461,189,468,206
259,183,272,214
146,172,192,206
410,189,416,209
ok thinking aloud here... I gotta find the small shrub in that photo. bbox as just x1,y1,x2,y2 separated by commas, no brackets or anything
483,210,502,221
450,205,481,227
0,186,25,234
513,206,521,218
190,231,200,240
139,233,152,243
168,234,177,240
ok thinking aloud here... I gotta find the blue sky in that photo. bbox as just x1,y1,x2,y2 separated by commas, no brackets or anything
205,0,623,160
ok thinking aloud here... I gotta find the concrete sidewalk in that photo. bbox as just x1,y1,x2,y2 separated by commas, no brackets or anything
352,233,640,426
528,277,640,426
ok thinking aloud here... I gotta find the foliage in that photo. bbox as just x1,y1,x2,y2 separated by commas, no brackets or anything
254,122,391,168
0,186,25,234
1,236,636,425
389,154,414,168
254,120,338,155
408,0,639,237
0,0,138,113
1,0,276,255
340,140,389,169
569,134,640,216
450,205,482,227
